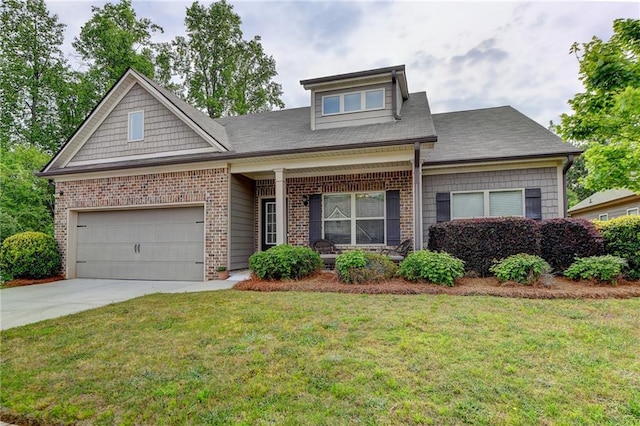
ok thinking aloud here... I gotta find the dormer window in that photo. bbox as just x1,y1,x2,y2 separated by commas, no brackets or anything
322,88,385,116
128,110,144,141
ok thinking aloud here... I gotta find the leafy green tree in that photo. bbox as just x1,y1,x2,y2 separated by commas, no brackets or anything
0,145,54,242
558,18,640,193
173,0,284,118
0,0,72,154
72,0,163,107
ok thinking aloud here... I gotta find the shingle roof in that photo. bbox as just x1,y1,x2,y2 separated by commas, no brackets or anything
568,188,639,212
425,106,581,164
214,91,436,154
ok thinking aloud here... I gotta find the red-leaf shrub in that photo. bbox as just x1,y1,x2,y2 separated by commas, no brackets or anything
539,218,603,272
428,218,540,276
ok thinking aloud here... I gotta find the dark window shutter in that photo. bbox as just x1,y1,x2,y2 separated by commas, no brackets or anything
436,192,451,222
309,194,322,244
386,190,401,246
525,188,542,220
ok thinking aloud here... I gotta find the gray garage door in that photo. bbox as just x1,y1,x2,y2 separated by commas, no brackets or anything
76,207,204,281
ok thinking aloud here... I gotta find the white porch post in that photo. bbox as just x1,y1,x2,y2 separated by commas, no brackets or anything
274,168,287,245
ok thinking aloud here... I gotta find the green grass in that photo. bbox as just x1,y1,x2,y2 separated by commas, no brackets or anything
2,291,640,425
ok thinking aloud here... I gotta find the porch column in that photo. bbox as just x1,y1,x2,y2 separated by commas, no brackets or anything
413,142,423,250
274,168,287,245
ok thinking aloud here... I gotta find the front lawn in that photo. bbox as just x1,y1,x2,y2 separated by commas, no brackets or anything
2,291,639,425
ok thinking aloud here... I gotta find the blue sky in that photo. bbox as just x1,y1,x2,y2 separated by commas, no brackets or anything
48,1,639,126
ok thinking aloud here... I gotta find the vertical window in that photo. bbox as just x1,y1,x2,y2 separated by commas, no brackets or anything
365,89,384,109
627,207,639,216
452,192,484,218
344,93,362,112
128,111,144,141
265,201,277,244
323,192,385,245
599,213,609,221
489,190,524,216
322,96,340,115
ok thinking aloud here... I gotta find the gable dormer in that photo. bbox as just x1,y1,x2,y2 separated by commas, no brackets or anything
300,65,409,130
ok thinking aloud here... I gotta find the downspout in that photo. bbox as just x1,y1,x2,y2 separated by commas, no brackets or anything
413,142,422,250
391,70,401,120
562,155,574,218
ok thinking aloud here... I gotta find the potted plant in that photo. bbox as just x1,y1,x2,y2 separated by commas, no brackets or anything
216,265,229,280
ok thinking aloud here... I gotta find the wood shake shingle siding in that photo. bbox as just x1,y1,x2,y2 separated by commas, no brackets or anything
229,174,256,270
314,82,394,130
71,83,214,164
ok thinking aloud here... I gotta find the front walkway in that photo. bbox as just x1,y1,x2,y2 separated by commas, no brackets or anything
0,273,245,330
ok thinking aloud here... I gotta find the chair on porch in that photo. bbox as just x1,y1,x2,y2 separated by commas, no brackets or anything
311,239,342,269
380,239,413,263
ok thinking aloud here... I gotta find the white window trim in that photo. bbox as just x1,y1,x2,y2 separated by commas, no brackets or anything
322,191,386,246
627,207,639,216
598,213,609,221
321,88,385,116
128,110,144,142
451,188,525,219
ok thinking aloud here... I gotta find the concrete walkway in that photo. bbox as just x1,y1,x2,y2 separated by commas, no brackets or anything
0,272,246,330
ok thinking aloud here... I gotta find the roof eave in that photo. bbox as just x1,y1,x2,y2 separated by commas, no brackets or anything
422,151,583,167
37,135,437,178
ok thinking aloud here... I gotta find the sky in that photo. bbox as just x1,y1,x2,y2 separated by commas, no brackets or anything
46,0,639,127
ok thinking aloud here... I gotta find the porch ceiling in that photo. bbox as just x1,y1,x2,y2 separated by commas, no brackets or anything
238,161,412,180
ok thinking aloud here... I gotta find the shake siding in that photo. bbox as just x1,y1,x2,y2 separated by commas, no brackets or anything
72,83,214,163
314,82,394,130
229,174,256,270
422,167,559,243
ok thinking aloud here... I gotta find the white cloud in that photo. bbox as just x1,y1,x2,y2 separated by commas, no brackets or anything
46,0,639,126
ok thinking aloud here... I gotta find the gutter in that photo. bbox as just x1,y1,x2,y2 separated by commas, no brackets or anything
562,155,575,218
391,70,401,120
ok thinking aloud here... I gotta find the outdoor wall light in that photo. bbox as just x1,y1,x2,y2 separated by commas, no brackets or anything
302,195,309,206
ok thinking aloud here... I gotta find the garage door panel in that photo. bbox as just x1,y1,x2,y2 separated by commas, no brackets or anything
76,207,204,281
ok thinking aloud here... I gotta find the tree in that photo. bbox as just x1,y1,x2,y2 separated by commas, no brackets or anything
0,0,72,154
558,18,640,193
173,0,284,118
72,0,163,106
0,145,54,242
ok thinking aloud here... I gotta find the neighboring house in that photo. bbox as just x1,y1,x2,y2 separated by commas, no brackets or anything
39,65,581,281
568,189,640,220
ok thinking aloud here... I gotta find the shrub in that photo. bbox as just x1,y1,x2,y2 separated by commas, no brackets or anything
490,254,550,285
596,216,640,280
564,255,628,283
428,218,539,276
249,245,322,280
0,231,61,280
336,250,397,284
539,218,603,272
398,250,465,286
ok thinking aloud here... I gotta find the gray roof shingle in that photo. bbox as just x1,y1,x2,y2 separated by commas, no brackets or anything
425,106,581,164
568,188,638,212
214,91,436,154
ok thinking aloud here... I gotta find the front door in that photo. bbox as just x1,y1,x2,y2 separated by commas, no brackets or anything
261,198,277,251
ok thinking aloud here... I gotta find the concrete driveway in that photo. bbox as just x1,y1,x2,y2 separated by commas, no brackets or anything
0,275,242,330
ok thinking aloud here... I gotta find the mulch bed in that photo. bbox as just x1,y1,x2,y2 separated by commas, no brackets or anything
2,275,65,288
233,271,640,299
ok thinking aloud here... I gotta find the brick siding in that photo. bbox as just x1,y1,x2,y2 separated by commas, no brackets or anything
54,168,228,280
254,170,413,251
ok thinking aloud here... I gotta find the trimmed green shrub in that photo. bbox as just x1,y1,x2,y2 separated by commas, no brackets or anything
249,245,322,280
428,218,539,276
336,250,397,284
564,255,628,283
490,254,550,285
539,218,603,272
398,250,465,286
0,231,61,280
596,216,640,280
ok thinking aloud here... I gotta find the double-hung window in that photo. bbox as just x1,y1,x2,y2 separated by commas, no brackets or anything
323,192,385,245
627,207,639,216
451,189,524,219
128,110,144,141
322,89,385,115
